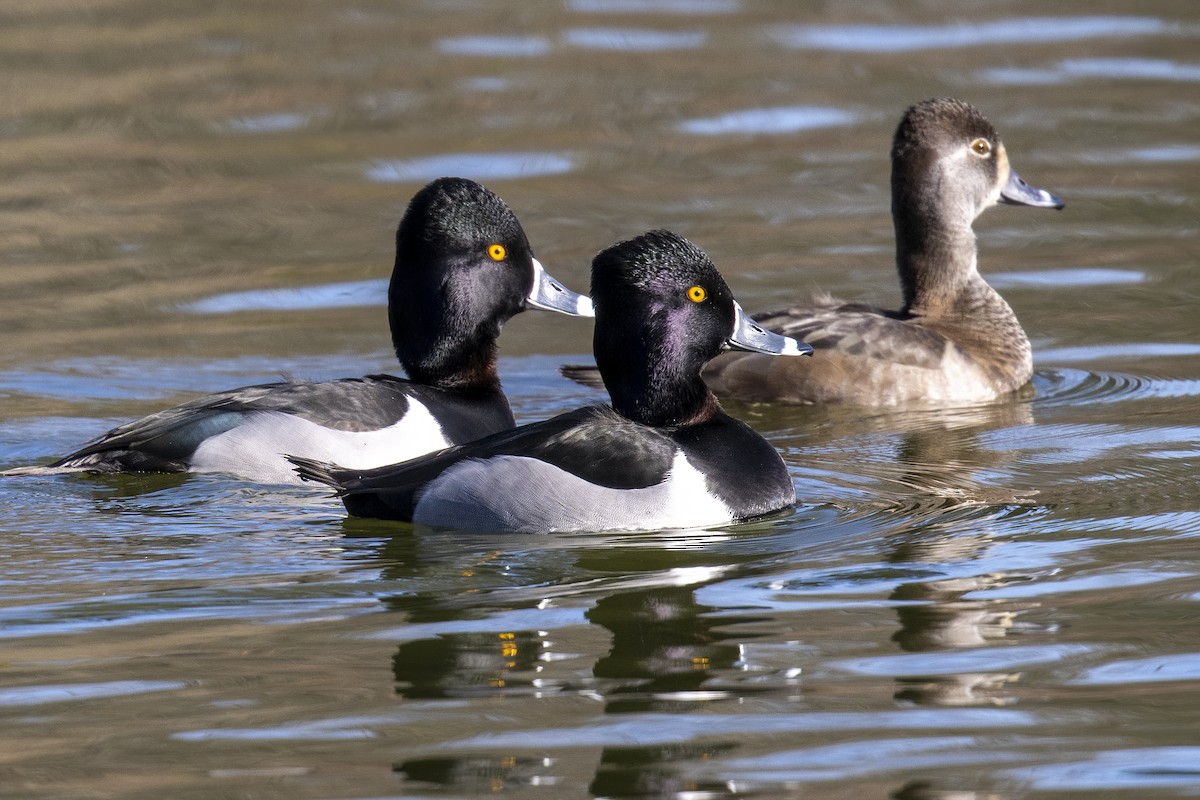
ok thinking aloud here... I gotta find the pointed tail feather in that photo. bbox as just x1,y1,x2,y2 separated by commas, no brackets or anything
558,363,605,389
1,464,96,477
286,455,348,494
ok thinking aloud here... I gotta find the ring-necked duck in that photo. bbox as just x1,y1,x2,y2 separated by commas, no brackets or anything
703,98,1064,406
6,178,593,484
563,99,1064,407
291,230,812,532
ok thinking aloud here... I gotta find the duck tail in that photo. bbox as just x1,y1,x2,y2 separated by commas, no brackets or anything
558,363,605,389
286,455,347,494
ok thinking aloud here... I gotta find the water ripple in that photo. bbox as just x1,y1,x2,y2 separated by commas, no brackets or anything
832,644,1093,677
437,35,551,57
446,708,1034,748
1072,653,1200,685
989,267,1146,289
1004,747,1200,791
1032,368,1200,406
716,735,1026,782
174,716,392,741
564,28,706,51
0,680,186,707
770,16,1169,53
679,106,857,136
180,279,386,314
567,0,739,13
982,56,1200,85
366,152,573,182
1075,143,1200,163
222,112,315,134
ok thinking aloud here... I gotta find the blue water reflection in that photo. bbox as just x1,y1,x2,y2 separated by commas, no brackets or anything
982,56,1200,85
438,35,551,57
567,0,739,13
679,106,857,136
563,28,706,51
771,16,1169,52
180,280,386,314
366,152,574,182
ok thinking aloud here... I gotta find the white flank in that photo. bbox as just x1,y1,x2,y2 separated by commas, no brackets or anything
191,397,450,484
413,451,733,533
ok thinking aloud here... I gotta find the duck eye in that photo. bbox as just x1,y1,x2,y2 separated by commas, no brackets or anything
970,138,991,157
487,243,507,262
686,285,707,303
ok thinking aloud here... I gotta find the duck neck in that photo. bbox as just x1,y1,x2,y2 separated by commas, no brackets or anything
893,196,989,319
389,285,503,395
600,349,717,429
893,195,1031,381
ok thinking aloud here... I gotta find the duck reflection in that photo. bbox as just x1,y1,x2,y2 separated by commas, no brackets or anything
887,571,1031,708
587,584,747,713
892,780,1012,800
391,628,549,699
882,494,1040,708
745,395,1036,512
758,397,1042,709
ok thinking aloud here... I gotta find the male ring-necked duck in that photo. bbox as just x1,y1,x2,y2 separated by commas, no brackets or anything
291,230,812,532
563,99,1064,407
7,178,593,484
703,98,1064,406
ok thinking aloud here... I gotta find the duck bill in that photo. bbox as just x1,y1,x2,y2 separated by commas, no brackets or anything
999,168,1065,209
727,302,812,357
526,258,595,317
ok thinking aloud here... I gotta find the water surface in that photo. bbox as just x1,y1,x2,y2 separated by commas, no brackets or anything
1,1,1199,798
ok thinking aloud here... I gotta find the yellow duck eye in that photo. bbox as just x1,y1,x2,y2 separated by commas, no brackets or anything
970,138,991,156
687,285,706,303
487,243,507,261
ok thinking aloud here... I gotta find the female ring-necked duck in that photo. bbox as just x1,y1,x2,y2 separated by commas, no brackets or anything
563,99,1064,407
702,98,1064,406
6,177,593,484
291,230,812,533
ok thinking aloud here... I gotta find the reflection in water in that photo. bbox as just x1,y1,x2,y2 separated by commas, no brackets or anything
397,754,562,794
982,56,1200,86
392,625,551,699
771,16,1168,52
563,28,708,51
893,780,1011,800
889,574,1029,708
588,585,745,712
589,742,740,800
753,396,1039,515
366,152,574,182
436,35,551,57
679,105,858,135
566,0,740,13
3,0,1199,795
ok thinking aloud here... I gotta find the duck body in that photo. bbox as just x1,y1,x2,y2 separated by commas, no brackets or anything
50,375,516,485
293,230,811,532
651,99,1063,407
297,404,794,532
704,285,1031,406
9,177,592,483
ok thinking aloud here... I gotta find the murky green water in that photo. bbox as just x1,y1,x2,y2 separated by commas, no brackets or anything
2,1,1199,798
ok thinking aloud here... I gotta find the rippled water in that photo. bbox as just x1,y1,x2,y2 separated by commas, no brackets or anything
2,1,1199,798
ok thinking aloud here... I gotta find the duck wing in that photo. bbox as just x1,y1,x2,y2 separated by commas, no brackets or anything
290,405,676,520
42,376,421,473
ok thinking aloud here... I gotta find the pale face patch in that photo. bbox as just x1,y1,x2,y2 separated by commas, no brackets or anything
190,397,451,484
412,451,733,533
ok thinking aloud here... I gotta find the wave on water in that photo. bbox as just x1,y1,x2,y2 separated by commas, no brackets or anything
1032,367,1200,406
